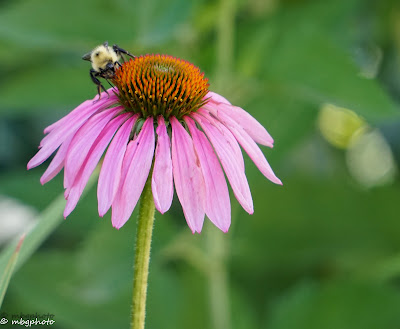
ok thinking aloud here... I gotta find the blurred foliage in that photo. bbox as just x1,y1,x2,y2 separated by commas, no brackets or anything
1,0,400,328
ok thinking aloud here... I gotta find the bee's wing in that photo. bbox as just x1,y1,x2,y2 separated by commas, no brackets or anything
82,51,92,61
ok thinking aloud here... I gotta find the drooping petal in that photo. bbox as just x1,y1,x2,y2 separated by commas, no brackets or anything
28,95,119,169
206,99,274,147
192,113,254,214
44,89,118,134
152,116,173,214
170,117,205,233
198,111,244,171
111,117,155,229
63,113,129,218
97,114,139,216
40,134,74,185
201,107,282,185
185,117,231,232
64,106,123,189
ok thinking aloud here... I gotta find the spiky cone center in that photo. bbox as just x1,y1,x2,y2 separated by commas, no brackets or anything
113,54,210,120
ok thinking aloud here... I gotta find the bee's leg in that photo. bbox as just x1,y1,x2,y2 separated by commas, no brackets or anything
105,79,114,88
104,77,118,93
96,84,109,99
113,44,136,61
90,69,108,100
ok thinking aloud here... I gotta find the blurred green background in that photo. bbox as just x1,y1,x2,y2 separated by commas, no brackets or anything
1,0,400,328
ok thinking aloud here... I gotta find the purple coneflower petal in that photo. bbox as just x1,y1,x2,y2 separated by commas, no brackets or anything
202,107,282,185
199,111,245,171
40,97,117,148
171,117,205,233
192,113,254,214
97,114,139,216
43,90,117,134
63,113,129,218
64,106,123,189
111,117,155,229
152,116,173,214
40,134,74,185
206,97,274,147
185,117,231,232
30,95,118,170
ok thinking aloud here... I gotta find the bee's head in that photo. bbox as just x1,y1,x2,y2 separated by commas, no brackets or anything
105,62,115,71
82,41,109,62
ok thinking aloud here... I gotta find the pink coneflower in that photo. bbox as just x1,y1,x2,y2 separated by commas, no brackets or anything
27,54,281,233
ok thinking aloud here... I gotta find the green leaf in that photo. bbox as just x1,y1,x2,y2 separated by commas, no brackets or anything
0,194,65,276
0,235,24,307
266,32,399,122
0,170,99,278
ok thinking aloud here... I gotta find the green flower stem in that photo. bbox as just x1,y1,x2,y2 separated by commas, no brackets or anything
207,226,231,329
130,174,156,329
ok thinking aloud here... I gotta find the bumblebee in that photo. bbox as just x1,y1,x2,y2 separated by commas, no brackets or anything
82,41,135,98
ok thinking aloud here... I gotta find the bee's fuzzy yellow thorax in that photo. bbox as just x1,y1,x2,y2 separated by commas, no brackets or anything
91,45,119,72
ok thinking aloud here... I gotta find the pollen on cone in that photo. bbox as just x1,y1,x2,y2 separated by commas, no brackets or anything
112,54,210,119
